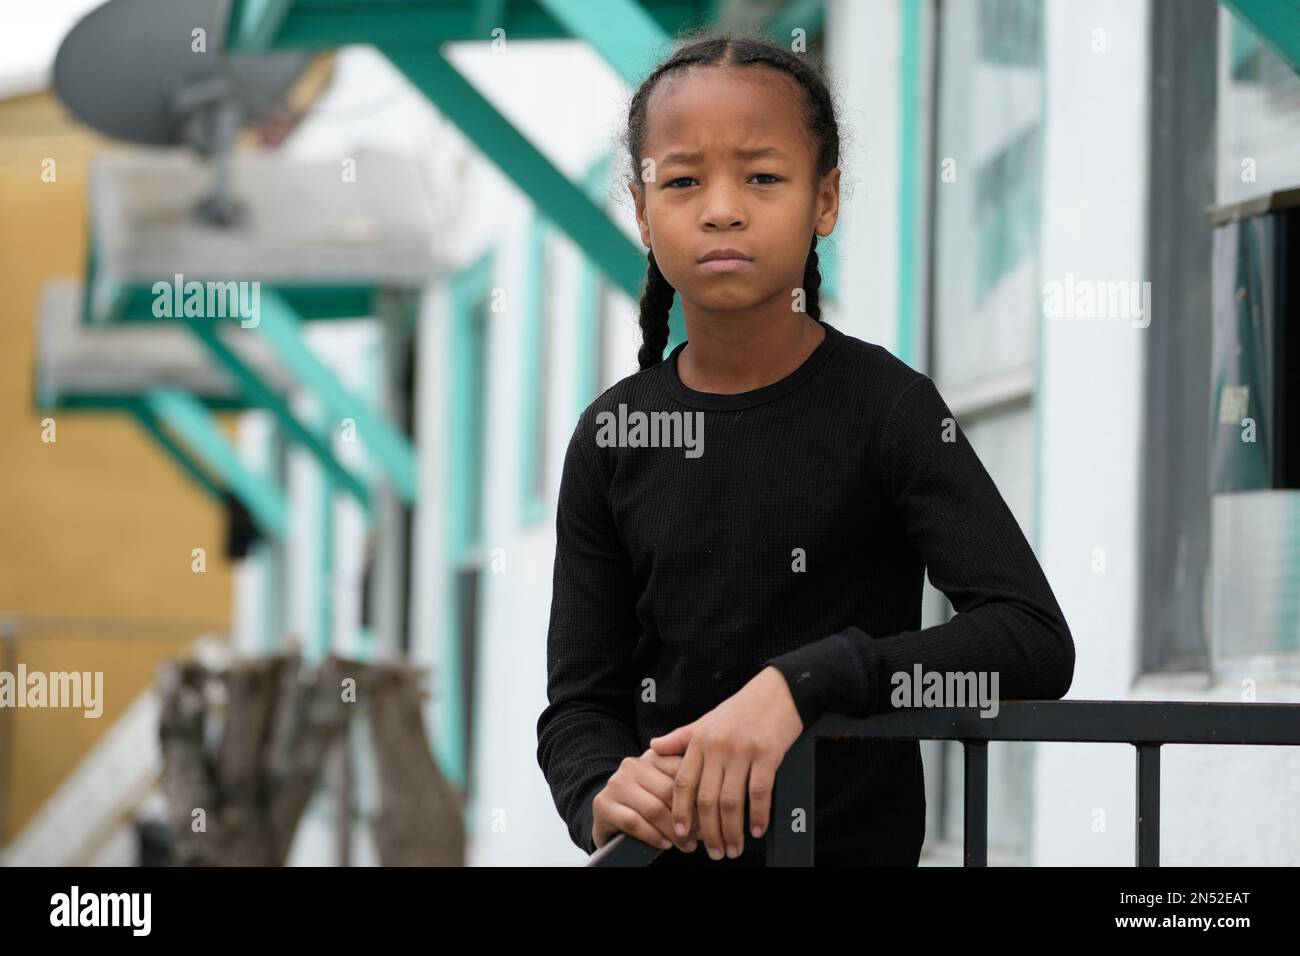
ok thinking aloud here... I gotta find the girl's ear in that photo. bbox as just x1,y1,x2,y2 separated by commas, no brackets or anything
628,180,652,249
815,166,841,238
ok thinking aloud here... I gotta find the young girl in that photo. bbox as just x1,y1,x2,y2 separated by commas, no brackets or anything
536,30,1075,866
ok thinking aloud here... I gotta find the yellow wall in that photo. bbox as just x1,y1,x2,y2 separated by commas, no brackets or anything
0,90,236,844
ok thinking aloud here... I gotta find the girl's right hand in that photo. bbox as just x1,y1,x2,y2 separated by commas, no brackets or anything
592,749,700,852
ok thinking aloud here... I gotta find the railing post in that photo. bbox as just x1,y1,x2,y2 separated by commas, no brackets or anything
768,727,816,866
963,741,988,866
1135,743,1161,866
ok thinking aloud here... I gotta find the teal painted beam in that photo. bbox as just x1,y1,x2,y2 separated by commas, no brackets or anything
102,283,377,325
231,3,565,50
1220,0,1300,75
383,45,648,303
230,0,295,51
446,249,494,563
48,393,250,412
440,247,496,789
766,0,827,45
260,423,286,652
143,388,289,537
182,316,374,511
819,230,839,303
473,0,509,37
535,0,668,86
126,398,227,504
224,0,716,51
315,415,336,661
252,289,418,505
520,213,551,527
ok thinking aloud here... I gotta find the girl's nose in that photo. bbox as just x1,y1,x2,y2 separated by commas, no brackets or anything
702,204,745,230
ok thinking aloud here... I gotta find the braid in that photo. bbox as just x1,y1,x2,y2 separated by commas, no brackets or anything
801,234,822,322
637,249,676,371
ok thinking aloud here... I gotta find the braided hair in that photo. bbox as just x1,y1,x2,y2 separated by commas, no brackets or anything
622,29,843,371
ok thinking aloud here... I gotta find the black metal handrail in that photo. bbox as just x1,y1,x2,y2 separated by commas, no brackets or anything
586,699,1300,866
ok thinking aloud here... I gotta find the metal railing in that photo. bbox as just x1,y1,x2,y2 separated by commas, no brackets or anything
586,699,1300,866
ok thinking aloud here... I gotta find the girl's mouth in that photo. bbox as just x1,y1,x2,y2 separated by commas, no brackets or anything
698,257,754,273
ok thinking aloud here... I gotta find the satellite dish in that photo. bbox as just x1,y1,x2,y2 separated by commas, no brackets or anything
53,0,312,226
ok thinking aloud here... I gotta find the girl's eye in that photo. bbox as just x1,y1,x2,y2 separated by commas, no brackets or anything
664,174,781,188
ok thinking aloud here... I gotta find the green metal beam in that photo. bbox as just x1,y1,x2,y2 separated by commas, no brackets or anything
224,0,715,51
143,388,289,537
383,45,648,303
440,246,497,789
97,282,378,325
473,0,509,38
314,414,335,661
535,0,669,86
765,0,827,46
45,393,250,412
228,0,296,52
183,315,374,511
520,212,552,528
126,398,227,503
1220,0,1300,75
251,290,418,504
232,2,562,49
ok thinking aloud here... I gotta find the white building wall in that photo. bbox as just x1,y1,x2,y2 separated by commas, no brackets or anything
828,0,904,350
1034,0,1152,865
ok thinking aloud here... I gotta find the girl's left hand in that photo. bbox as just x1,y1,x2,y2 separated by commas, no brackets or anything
648,665,804,861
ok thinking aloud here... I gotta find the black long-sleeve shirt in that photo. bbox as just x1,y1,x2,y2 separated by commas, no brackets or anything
535,319,1075,865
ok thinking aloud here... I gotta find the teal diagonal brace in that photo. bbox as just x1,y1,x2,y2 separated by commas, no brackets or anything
143,388,289,537
1220,0,1300,75
183,316,374,513
126,397,226,504
534,0,668,86
383,45,648,302
766,0,827,46
252,290,418,504
228,0,296,52
472,0,509,38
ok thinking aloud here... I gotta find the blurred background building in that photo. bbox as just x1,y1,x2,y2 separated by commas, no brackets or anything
1,0,1298,866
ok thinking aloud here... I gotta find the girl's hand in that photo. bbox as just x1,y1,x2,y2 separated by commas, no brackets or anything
648,666,804,861
592,749,701,852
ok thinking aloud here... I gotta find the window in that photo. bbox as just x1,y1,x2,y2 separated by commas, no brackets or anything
1142,4,1300,680
931,0,1042,392
921,0,1045,864
1216,11,1300,205
1206,7,1300,676
532,241,554,504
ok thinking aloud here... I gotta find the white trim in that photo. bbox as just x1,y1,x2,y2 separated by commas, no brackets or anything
943,365,1036,419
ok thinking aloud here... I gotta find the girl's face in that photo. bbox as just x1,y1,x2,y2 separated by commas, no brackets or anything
630,63,839,321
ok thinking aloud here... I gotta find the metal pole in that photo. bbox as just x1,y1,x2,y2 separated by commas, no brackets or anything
963,741,988,866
